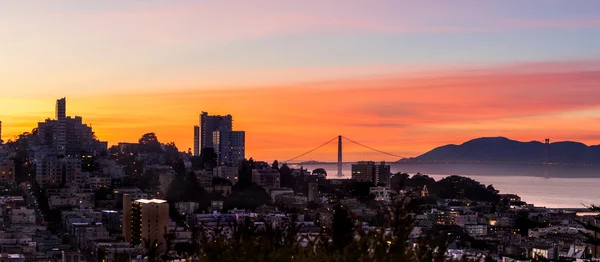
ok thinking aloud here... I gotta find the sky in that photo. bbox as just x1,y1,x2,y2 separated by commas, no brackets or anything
1,0,600,162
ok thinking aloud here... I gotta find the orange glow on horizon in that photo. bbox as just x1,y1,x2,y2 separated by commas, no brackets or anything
3,62,600,162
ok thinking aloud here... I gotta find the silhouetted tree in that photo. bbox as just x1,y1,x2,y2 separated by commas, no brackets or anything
312,168,327,177
143,238,162,262
279,164,294,188
166,174,186,203
332,204,355,250
138,133,162,153
577,205,600,252
234,159,253,191
271,160,279,170
390,172,409,192
200,148,218,169
183,172,206,202
164,142,180,166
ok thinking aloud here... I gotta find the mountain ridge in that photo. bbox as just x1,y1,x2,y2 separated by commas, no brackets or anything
400,137,600,164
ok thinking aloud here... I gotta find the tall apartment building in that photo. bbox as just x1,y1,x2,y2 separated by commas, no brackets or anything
56,98,67,156
122,195,169,248
200,112,232,149
193,125,200,156
351,161,391,184
199,112,245,165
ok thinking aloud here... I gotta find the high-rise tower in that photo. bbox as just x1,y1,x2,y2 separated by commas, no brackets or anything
56,98,67,156
193,125,200,156
199,112,244,165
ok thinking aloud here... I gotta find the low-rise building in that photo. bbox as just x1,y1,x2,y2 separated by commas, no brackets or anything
252,168,280,189
10,208,36,224
0,158,15,184
369,187,391,202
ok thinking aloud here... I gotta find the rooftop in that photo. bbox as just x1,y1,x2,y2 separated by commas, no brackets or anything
134,199,167,204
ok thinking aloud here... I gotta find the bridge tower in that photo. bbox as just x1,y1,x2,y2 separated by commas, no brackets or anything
337,135,343,177
545,138,550,164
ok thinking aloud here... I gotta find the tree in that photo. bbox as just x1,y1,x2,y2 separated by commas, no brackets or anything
271,160,279,170
200,148,218,169
577,205,600,253
332,204,355,250
279,164,294,188
161,226,176,261
166,174,186,203
312,168,327,177
164,142,180,166
390,172,409,192
183,171,206,202
234,159,253,191
138,133,162,153
143,238,162,262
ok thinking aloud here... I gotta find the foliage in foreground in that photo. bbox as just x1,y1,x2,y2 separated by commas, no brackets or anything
194,195,480,262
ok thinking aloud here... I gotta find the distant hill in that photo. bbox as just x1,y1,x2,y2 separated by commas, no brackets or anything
401,137,600,164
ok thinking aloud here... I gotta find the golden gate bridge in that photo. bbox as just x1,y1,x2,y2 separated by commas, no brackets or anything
282,135,404,177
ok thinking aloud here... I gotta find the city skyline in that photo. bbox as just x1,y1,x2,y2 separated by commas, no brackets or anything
2,1,600,161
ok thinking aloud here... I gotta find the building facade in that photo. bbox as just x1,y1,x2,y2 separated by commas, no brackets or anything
38,98,106,157
351,161,391,184
0,158,15,184
252,168,280,189
193,125,200,156
307,182,319,202
122,196,169,248
199,112,245,166
35,156,82,188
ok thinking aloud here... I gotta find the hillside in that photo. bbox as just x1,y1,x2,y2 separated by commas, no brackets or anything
403,137,600,164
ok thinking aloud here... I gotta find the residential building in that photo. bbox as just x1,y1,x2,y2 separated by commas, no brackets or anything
307,182,319,202
35,156,82,188
56,97,67,156
214,166,238,185
531,245,556,260
37,98,107,157
61,251,84,262
200,112,232,150
10,208,36,224
464,224,488,237
252,168,280,189
351,161,375,182
199,112,245,166
351,161,390,184
0,158,15,184
369,187,391,202
122,196,169,248
193,125,200,156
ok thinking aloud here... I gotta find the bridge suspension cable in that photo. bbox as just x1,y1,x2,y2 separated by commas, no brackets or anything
283,136,338,163
342,136,404,159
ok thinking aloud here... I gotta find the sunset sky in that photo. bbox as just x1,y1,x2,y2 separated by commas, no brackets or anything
2,1,600,161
